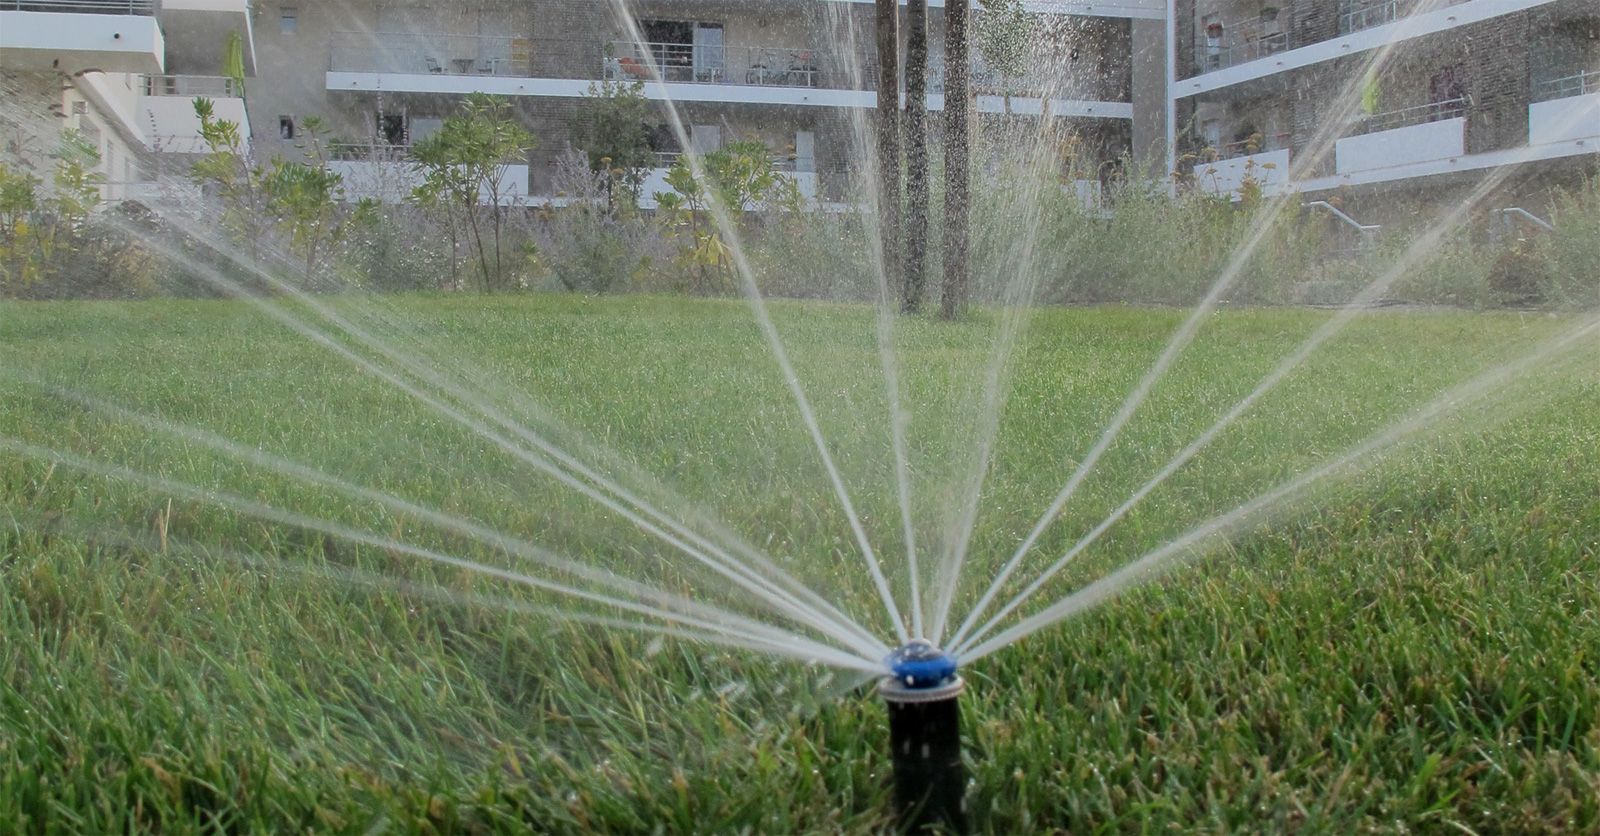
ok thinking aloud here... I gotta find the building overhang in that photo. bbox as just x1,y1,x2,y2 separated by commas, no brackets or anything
828,0,1165,21
324,71,1134,119
1175,0,1567,99
158,0,257,76
0,10,165,75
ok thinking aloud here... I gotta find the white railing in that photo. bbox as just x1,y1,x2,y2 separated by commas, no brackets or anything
143,74,244,98
1356,97,1466,134
1,0,153,13
328,142,412,162
1207,131,1292,161
1339,0,1398,34
1534,69,1599,103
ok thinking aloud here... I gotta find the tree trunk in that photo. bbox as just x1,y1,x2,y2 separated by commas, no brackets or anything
903,0,929,314
939,0,971,320
875,0,903,299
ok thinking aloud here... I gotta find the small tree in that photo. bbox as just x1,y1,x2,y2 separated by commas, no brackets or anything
976,0,1037,114
410,93,536,292
193,97,273,261
263,116,370,285
655,141,792,293
576,79,654,209
0,131,103,294
195,102,362,286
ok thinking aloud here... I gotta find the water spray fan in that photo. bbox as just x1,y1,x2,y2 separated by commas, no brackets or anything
880,640,967,832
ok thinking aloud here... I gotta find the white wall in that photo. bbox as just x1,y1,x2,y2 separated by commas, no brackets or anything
1335,117,1465,174
1195,147,1290,196
0,11,165,75
1529,93,1600,146
143,94,252,155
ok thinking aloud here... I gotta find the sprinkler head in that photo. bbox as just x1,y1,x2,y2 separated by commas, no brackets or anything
880,641,967,832
884,639,960,692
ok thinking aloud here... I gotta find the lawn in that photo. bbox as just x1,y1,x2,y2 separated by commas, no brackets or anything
2,294,1597,832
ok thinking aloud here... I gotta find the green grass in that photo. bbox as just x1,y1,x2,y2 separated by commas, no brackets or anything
2,294,1597,833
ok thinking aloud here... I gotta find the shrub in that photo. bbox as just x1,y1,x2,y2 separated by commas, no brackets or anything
533,152,660,294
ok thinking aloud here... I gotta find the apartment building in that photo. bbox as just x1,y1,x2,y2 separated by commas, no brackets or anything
4,1,1591,217
0,0,257,201
242,0,1166,204
1173,0,1600,223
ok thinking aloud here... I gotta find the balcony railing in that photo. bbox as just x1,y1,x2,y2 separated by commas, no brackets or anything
143,74,244,98
605,41,824,88
329,31,547,77
329,31,1130,103
1534,69,1599,103
1339,0,1399,34
1205,131,1293,161
1200,16,1290,73
1,0,153,13
1352,97,1466,134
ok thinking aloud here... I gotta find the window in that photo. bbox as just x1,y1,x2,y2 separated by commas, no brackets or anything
377,112,406,146
280,6,297,34
279,116,295,140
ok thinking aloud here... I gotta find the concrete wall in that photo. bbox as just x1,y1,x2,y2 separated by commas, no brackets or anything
0,69,148,201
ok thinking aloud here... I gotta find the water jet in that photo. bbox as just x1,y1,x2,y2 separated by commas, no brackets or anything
880,640,967,832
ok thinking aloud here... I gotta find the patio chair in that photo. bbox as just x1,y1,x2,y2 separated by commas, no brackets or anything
424,56,443,74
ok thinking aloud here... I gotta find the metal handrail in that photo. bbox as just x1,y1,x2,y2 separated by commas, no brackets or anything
1,0,152,12
1200,14,1291,73
1339,0,1398,34
1356,97,1467,133
326,30,1126,101
1533,69,1599,102
1208,132,1292,161
1305,201,1380,234
604,40,823,89
327,142,413,161
142,75,244,98
1497,207,1553,232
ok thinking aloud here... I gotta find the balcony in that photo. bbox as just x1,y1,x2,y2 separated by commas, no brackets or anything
1193,134,1292,196
1335,99,1467,174
326,31,1133,115
1529,70,1600,146
326,144,530,206
1198,13,1290,73
158,0,256,76
639,160,819,210
605,41,828,89
1338,0,1399,34
0,0,165,74
1533,68,1598,103
1181,0,1497,95
139,74,248,154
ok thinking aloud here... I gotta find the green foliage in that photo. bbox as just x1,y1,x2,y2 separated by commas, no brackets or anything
654,141,798,293
409,93,536,292
0,132,157,299
577,79,655,207
192,103,360,287
535,151,657,294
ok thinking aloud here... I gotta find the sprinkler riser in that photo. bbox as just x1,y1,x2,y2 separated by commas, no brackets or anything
881,642,967,833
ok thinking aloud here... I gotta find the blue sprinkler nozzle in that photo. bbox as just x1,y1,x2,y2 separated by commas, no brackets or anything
886,639,959,689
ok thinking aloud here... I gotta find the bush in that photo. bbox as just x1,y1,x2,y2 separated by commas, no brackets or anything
532,152,661,294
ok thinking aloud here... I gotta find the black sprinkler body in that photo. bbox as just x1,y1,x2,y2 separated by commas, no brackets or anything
881,641,967,832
